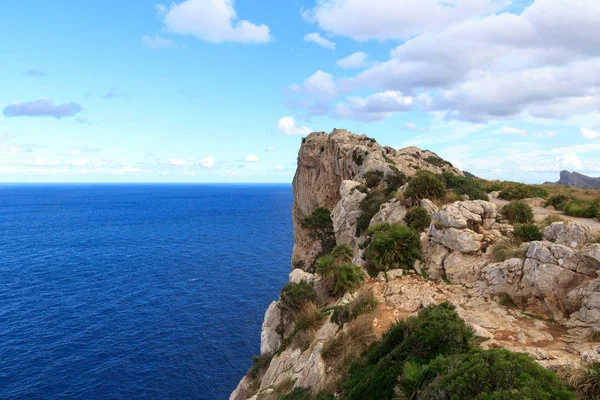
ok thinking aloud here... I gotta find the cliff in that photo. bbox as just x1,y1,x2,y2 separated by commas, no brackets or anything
553,170,600,189
231,130,600,400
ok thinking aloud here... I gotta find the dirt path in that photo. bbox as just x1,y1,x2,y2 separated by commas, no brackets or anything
490,197,600,231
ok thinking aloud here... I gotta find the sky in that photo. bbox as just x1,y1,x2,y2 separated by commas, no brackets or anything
0,0,599,183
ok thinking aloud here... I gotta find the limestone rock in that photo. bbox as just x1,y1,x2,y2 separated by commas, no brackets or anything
422,242,450,280
289,269,317,285
260,302,282,356
544,221,595,249
523,197,546,208
369,200,407,227
331,180,366,248
229,376,253,400
429,226,483,253
420,199,438,215
444,251,485,284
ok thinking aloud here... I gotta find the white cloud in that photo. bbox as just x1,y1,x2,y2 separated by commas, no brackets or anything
405,122,417,130
533,131,556,138
266,145,277,151
299,1,600,123
0,145,20,154
245,154,260,162
289,70,337,101
142,35,180,49
198,157,215,167
305,0,506,41
155,4,167,15
499,126,527,136
582,128,600,139
161,0,270,44
332,91,417,121
274,165,284,170
277,116,313,136
72,158,90,167
304,32,335,50
336,52,368,69
166,159,193,166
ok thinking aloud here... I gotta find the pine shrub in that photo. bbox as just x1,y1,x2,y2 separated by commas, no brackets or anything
513,223,543,242
404,206,431,232
502,200,534,224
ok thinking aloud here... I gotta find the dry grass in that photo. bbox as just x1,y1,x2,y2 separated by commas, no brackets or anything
351,290,379,317
540,214,566,229
292,302,325,351
557,363,600,399
541,184,600,202
491,238,527,262
434,190,463,207
322,314,375,369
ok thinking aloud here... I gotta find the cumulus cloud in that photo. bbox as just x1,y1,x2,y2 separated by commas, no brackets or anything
245,154,260,162
305,0,506,41
198,157,215,167
3,99,82,119
582,128,600,139
332,91,416,121
161,0,270,43
23,69,47,77
294,1,600,123
142,35,180,49
277,116,312,136
304,32,335,50
288,70,337,101
336,52,368,69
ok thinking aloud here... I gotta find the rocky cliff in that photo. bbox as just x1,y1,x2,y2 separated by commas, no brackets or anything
231,130,600,400
553,170,600,189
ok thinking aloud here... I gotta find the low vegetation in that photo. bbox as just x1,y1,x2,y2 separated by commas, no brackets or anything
404,206,431,232
424,154,453,168
441,172,488,201
280,282,318,311
331,290,378,326
316,248,364,297
541,214,566,228
502,200,534,224
492,238,527,262
363,170,384,189
363,223,421,276
498,183,548,200
301,207,336,260
558,363,600,399
404,171,446,200
383,167,406,192
292,302,326,350
514,223,543,242
355,186,388,236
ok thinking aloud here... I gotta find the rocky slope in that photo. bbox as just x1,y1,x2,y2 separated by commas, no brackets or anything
231,130,600,400
552,170,600,189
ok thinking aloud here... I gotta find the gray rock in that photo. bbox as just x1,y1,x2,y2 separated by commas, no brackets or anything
260,301,282,356
429,226,483,253
544,221,595,249
331,180,367,248
369,201,407,227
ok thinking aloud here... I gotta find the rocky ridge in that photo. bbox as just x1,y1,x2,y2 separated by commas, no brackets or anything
231,130,600,400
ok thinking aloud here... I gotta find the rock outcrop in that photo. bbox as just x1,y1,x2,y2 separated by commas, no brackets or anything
552,170,600,189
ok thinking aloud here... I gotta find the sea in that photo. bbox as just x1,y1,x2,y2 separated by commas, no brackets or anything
0,184,294,399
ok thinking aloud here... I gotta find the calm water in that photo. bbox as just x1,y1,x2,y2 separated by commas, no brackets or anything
0,184,293,399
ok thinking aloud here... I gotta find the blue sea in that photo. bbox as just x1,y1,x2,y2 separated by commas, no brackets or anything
0,184,293,400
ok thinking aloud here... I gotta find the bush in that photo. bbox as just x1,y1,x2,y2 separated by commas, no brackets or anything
364,170,384,189
333,263,364,296
322,314,375,367
355,188,388,236
404,206,431,232
248,353,272,379
491,238,527,262
545,195,571,210
564,200,600,219
280,282,317,311
383,168,407,192
559,362,600,399
502,200,534,224
352,149,364,166
364,223,421,274
331,244,354,263
417,349,574,400
301,207,336,257
441,172,488,201
340,302,474,399
332,290,378,325
514,223,543,242
499,183,548,200
541,214,566,228
404,171,446,200
424,155,453,168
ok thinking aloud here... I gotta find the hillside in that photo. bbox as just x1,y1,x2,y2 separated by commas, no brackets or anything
553,170,600,189
231,129,600,400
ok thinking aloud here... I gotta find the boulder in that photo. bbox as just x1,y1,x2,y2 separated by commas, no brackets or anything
444,251,485,284
331,180,367,247
544,221,595,249
289,269,317,285
422,242,450,280
420,199,439,215
369,200,407,227
260,302,282,356
429,226,483,253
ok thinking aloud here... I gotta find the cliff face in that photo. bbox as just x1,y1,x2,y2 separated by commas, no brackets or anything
291,129,462,269
231,130,600,400
555,170,600,189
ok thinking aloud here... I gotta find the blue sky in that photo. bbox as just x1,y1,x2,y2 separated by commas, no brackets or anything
0,0,599,183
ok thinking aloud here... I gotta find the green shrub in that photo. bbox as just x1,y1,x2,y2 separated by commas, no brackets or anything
404,171,446,200
424,155,453,168
280,282,317,311
384,168,407,192
499,184,548,200
352,149,364,166
331,244,354,263
545,195,571,210
418,349,574,400
340,302,474,399
333,263,364,296
364,170,384,189
502,200,534,224
279,387,311,400
564,200,600,219
492,238,527,262
441,172,488,201
404,206,431,232
332,290,378,325
355,189,388,236
301,207,336,257
364,223,421,274
248,353,273,379
514,223,543,242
